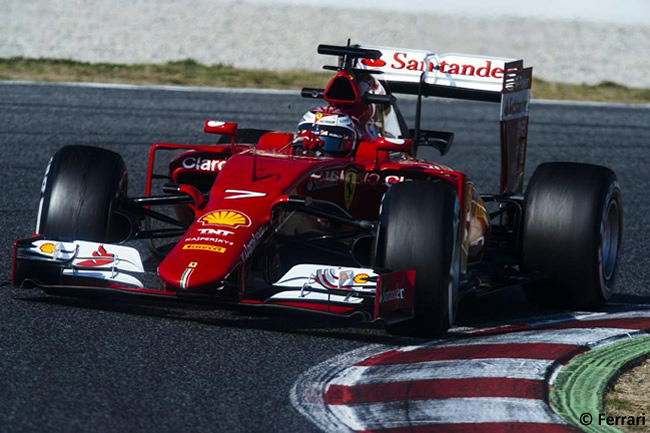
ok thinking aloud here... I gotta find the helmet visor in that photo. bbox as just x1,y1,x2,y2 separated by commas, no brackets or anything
298,124,356,155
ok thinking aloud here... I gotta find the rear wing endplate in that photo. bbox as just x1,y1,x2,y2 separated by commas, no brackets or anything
355,45,532,194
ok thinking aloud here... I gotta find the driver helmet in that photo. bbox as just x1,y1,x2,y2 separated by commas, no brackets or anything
295,106,357,156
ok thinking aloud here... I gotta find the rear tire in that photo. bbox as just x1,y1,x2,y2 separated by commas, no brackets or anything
522,162,622,309
375,181,461,337
36,145,128,242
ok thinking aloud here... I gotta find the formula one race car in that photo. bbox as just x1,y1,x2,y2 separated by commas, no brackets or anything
12,42,622,337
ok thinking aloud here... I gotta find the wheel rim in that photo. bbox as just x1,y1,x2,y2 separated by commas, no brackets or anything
447,201,461,326
447,248,460,326
601,199,620,281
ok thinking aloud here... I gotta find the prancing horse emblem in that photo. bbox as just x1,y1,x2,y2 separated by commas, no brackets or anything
344,170,357,210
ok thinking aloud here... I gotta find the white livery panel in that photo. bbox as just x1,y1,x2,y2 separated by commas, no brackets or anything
23,240,145,288
355,45,517,93
274,264,377,291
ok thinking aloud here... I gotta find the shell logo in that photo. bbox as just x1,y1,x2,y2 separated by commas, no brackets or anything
198,210,251,228
39,243,55,254
353,273,369,284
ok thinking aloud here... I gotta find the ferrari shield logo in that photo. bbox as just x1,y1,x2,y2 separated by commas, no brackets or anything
344,170,357,210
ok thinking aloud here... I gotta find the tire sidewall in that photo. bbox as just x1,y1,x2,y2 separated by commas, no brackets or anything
37,145,127,242
522,162,622,308
376,181,460,336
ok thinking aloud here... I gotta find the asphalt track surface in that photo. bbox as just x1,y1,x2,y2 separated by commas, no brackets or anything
0,82,648,432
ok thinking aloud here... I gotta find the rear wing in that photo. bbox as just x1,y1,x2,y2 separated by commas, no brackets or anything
355,45,512,102
353,45,533,194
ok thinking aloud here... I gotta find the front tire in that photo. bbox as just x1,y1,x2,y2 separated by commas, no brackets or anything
375,181,461,337
522,162,622,309
36,145,128,242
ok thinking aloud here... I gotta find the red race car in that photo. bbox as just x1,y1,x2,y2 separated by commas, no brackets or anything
12,43,622,336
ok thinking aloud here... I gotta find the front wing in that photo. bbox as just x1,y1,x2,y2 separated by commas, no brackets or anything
12,237,415,323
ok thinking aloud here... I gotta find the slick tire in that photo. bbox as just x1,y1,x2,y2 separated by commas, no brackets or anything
375,181,461,337
522,162,622,309
36,145,128,242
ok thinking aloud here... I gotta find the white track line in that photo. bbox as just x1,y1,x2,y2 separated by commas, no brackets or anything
571,310,650,320
0,79,297,95
394,327,645,351
329,397,565,431
2,80,649,109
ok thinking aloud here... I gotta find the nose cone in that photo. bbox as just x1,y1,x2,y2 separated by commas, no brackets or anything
158,209,256,291
157,150,343,293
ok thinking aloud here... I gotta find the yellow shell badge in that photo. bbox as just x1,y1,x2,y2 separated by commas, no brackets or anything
39,242,55,254
199,210,251,228
344,170,357,210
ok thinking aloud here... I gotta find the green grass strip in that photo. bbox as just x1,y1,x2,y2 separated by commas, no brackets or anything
0,57,330,90
550,335,650,432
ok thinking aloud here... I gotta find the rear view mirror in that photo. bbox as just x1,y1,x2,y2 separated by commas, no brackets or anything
411,129,455,155
375,136,413,152
204,120,238,136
